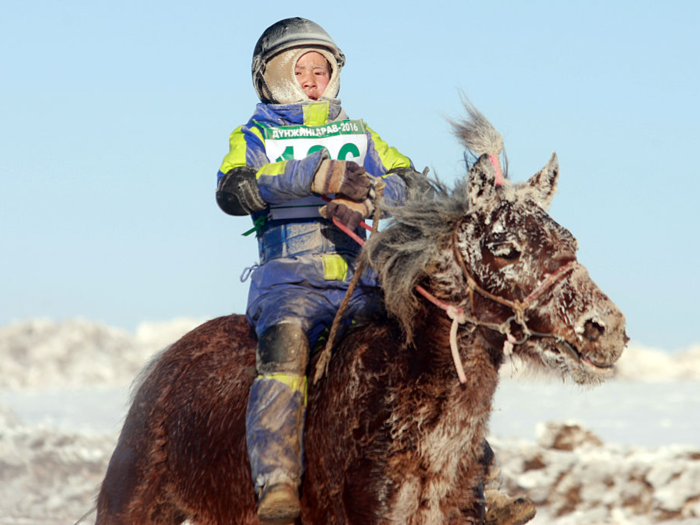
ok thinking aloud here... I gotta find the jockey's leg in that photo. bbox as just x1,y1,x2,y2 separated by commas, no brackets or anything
246,322,309,524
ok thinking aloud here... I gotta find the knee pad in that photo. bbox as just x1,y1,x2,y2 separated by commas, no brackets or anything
257,323,310,375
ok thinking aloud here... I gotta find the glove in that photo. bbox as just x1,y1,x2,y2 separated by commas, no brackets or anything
311,160,371,202
320,196,374,231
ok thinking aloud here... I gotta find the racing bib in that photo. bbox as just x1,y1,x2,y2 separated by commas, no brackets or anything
259,120,369,220
260,119,368,163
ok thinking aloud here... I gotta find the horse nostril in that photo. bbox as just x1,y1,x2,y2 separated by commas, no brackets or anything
583,319,605,342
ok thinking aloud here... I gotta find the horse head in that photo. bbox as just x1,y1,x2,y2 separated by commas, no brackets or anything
457,151,627,384
366,104,627,386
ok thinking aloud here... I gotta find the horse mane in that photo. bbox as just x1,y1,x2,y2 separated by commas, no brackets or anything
364,100,507,341
363,178,467,341
448,96,509,178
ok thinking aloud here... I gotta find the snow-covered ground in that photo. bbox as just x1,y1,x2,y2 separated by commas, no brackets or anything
1,318,699,524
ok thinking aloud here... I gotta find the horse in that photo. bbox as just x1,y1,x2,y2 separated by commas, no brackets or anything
95,103,627,524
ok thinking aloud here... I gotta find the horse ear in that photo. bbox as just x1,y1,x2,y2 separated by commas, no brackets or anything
527,152,559,210
467,154,498,206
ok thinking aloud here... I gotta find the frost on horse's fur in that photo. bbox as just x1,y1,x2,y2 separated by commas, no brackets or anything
95,101,627,524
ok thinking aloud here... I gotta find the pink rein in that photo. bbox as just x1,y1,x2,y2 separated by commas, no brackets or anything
330,214,470,384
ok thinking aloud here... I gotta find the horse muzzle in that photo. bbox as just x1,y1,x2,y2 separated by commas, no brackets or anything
562,266,628,371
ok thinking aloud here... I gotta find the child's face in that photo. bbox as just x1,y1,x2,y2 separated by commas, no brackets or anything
295,51,330,101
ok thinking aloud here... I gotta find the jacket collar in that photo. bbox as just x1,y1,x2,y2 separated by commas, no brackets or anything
251,98,346,127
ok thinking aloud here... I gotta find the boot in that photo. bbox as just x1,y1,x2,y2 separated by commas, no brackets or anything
257,483,301,524
484,490,536,525
482,440,536,525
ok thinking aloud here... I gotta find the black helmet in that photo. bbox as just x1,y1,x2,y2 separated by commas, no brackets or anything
252,18,345,104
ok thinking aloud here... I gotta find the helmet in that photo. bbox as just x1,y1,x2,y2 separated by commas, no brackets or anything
252,18,345,104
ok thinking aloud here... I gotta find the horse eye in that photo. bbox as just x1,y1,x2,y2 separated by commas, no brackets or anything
490,242,521,261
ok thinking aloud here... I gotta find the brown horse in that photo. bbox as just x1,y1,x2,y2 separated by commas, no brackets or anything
95,104,627,524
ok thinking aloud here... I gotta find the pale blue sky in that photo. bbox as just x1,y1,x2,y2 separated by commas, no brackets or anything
2,0,698,351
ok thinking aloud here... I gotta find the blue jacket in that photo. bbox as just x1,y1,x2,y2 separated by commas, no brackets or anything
217,99,413,263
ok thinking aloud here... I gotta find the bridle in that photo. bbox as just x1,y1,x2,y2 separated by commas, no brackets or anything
415,221,579,383
325,208,579,385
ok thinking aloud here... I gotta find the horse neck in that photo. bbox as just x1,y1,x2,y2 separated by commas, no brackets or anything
389,301,501,473
407,300,501,415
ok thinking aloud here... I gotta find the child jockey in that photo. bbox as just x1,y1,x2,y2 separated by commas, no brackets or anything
216,17,425,523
